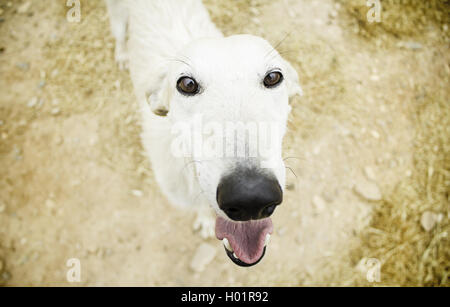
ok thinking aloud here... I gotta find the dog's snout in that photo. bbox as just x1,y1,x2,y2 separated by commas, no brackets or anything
216,168,282,221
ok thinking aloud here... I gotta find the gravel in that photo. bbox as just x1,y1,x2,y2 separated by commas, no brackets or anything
420,211,443,232
353,180,382,201
190,243,216,273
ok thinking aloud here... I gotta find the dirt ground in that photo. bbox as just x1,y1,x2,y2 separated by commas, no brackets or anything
0,0,448,286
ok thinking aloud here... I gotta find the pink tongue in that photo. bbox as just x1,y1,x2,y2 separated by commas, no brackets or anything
215,216,273,264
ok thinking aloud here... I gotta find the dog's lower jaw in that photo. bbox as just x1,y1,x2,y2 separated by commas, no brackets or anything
216,217,273,266
225,246,266,267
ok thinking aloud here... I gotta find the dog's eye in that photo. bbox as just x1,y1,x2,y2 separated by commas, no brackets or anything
263,71,283,88
176,76,199,95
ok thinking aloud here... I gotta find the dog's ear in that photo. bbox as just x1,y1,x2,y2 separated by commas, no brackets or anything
146,74,172,117
282,59,303,98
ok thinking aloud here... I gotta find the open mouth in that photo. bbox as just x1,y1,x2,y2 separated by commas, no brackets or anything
215,216,273,267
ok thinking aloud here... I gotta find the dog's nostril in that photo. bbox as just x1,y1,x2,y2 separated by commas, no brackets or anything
264,204,276,216
225,207,240,215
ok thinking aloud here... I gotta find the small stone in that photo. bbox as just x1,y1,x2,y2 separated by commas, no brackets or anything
340,127,351,136
428,166,434,178
389,160,397,168
354,180,382,201
16,62,29,71
0,202,5,213
13,146,22,160
45,199,55,209
87,244,98,254
364,166,376,181
131,189,143,197
51,107,60,115
19,255,29,265
17,2,31,14
190,243,216,272
37,98,45,108
51,69,59,78
313,146,321,155
249,7,259,15
251,17,261,25
420,211,440,232
1,271,11,282
277,227,287,236
403,41,422,50
27,96,38,108
312,195,326,212
370,130,380,139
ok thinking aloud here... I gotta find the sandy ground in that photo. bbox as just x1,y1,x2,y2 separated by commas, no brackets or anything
0,0,448,286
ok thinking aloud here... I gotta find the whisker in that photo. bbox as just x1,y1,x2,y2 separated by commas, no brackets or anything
283,156,305,162
180,159,202,175
277,49,299,56
167,58,192,68
265,30,294,59
285,166,297,178
167,54,196,69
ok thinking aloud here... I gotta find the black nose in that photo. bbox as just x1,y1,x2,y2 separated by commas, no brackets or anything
216,168,283,221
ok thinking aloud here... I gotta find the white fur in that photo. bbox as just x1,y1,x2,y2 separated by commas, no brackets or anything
106,0,302,238
105,0,129,70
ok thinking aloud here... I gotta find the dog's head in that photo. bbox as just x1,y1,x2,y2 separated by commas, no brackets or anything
148,34,302,266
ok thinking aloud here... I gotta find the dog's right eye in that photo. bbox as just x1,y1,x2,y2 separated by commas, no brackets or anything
176,77,199,95
263,71,283,88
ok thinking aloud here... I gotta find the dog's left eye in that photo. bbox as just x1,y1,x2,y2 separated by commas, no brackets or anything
176,76,199,95
263,71,283,88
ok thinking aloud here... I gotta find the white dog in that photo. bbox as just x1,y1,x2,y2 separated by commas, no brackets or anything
106,0,302,266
